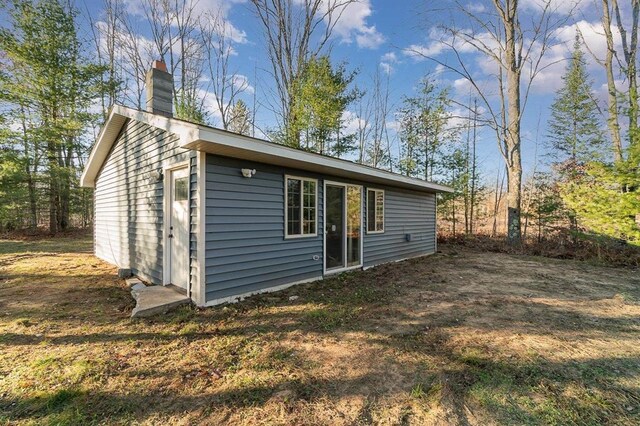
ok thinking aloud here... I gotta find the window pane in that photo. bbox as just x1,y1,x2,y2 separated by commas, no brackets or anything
347,186,361,267
174,177,189,201
367,189,384,233
302,180,316,235
287,178,316,236
375,191,384,232
287,179,301,235
367,190,376,232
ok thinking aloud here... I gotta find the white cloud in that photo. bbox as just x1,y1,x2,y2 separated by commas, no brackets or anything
386,119,401,132
465,2,486,13
121,0,248,44
527,20,624,93
330,0,385,49
356,25,385,49
380,62,393,75
520,0,583,15
232,74,255,94
381,52,397,63
341,110,363,135
434,64,446,76
402,42,446,60
453,78,472,93
379,51,399,75
401,27,493,61
197,88,224,122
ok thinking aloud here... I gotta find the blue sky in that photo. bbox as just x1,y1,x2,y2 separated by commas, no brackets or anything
4,0,629,182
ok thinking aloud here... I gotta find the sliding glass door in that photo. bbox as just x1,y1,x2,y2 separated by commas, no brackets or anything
325,182,362,272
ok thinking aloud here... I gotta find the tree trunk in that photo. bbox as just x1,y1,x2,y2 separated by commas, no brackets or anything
464,118,470,234
20,108,38,229
602,0,624,162
505,145,522,244
470,99,477,234
492,170,501,237
613,0,640,151
504,2,523,245
48,141,58,235
26,170,37,229
452,195,457,237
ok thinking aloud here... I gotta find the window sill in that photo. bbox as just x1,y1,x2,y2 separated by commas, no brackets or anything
284,234,318,240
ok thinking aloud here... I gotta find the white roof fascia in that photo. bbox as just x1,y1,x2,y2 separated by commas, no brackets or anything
182,127,453,193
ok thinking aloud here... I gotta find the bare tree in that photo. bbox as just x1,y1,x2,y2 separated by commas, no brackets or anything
366,68,393,169
582,0,623,161
88,0,123,119
582,0,638,162
613,0,639,153
492,168,506,237
168,0,205,120
249,0,356,146
139,0,206,120
200,10,248,129
119,16,151,109
142,0,171,62
355,86,373,164
464,98,481,234
410,0,570,244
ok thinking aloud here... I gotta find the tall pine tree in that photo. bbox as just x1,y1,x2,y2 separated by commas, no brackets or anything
228,100,252,136
287,56,360,156
547,33,605,164
396,77,452,180
0,0,106,232
551,33,640,245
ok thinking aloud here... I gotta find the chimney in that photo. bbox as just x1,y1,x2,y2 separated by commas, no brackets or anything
145,60,173,117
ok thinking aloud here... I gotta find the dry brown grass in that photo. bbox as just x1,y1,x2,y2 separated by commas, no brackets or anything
1,234,639,425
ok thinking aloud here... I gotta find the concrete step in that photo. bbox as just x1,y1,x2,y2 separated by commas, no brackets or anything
131,284,191,318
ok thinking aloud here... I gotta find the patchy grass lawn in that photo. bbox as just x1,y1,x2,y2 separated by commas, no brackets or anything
1,234,639,425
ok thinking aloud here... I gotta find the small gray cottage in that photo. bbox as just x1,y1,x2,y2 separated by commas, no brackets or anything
81,61,452,307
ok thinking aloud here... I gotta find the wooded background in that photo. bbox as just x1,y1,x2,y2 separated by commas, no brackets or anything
0,0,638,251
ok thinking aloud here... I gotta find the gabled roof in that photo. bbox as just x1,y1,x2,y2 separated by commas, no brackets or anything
80,104,453,193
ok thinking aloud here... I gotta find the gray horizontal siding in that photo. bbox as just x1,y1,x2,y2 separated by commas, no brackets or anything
93,119,193,285
363,188,436,267
204,155,323,302
204,154,438,303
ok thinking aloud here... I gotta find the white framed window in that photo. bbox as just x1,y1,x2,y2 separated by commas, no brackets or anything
367,188,384,233
285,175,318,238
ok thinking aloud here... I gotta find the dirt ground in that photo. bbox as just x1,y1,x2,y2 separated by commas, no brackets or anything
0,234,639,425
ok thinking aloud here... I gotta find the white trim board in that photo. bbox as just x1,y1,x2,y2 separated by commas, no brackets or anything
195,152,207,306
322,180,364,275
365,187,385,234
162,161,190,288
284,174,319,239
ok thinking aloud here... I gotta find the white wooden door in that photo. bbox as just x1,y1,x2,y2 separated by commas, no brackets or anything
169,167,189,290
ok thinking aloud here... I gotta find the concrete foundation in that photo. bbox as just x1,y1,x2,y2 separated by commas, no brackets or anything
130,283,191,318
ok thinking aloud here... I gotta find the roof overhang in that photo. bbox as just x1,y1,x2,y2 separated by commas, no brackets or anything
80,105,200,187
81,105,453,193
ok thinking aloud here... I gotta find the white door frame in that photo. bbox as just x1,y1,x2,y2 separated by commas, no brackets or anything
163,161,191,289
323,180,364,276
